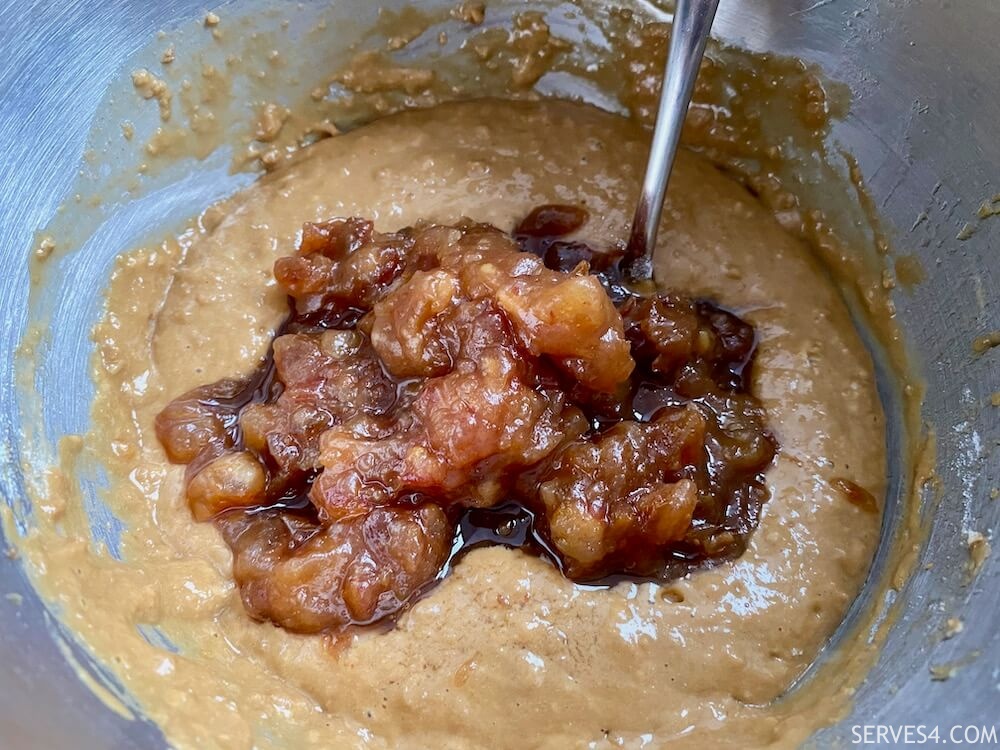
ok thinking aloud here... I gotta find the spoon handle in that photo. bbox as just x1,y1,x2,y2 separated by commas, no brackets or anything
624,0,721,283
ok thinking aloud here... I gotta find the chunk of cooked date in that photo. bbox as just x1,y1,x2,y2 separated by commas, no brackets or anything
299,216,373,258
514,203,590,239
186,450,267,521
216,505,451,633
157,330,400,520
241,329,396,485
532,405,707,578
691,390,776,547
621,295,759,400
337,220,634,391
439,226,634,392
697,301,756,371
620,295,701,378
154,379,245,463
701,393,776,474
366,269,462,378
274,218,416,320
311,345,589,521
367,292,519,386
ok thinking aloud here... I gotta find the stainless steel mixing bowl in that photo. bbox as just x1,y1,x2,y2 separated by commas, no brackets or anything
1,0,997,747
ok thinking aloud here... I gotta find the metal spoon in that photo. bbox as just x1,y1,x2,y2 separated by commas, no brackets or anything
622,0,721,287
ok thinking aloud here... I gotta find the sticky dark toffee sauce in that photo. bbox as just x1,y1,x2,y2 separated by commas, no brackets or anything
155,205,777,634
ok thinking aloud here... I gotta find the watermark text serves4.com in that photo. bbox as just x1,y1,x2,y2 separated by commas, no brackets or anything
852,725,999,745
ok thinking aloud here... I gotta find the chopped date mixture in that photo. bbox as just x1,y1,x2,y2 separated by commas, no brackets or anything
155,206,777,634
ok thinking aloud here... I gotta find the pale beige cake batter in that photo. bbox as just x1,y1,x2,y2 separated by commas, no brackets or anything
20,99,884,749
